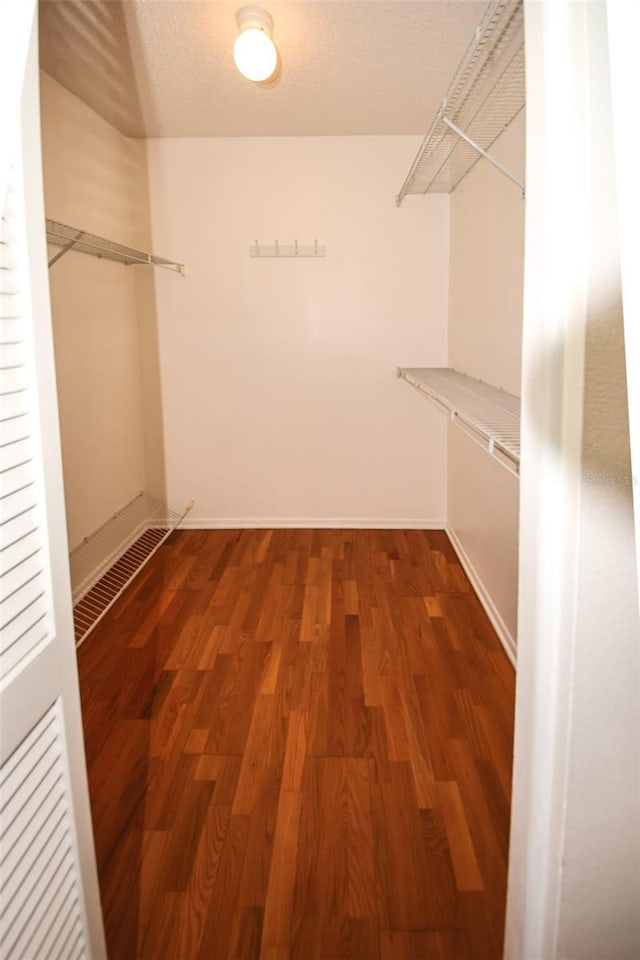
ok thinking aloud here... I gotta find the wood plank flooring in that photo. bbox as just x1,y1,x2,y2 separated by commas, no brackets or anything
78,529,515,960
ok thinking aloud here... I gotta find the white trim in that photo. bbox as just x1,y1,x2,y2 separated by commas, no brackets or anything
0,0,35,214
506,4,615,958
608,0,640,615
445,524,517,667
179,517,446,531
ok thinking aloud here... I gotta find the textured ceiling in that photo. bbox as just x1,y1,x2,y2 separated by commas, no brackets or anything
39,0,489,138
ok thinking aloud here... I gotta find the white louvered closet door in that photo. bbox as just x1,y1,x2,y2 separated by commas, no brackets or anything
0,10,106,960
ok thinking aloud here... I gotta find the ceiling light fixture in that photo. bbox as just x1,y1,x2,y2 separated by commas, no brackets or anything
233,6,278,83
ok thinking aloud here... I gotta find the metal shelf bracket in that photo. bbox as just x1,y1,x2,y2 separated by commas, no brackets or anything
48,230,85,268
440,115,525,194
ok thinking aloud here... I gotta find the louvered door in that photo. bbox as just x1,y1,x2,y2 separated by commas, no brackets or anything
0,185,48,677
0,11,106,959
1,709,91,959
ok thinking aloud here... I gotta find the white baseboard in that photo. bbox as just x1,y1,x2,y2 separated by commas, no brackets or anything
179,517,446,531
446,525,517,668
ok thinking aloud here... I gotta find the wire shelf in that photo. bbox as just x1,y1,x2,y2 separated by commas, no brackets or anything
397,0,524,200
46,219,185,274
70,491,193,646
397,366,520,475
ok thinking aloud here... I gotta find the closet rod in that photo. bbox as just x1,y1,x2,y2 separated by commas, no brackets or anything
46,218,185,275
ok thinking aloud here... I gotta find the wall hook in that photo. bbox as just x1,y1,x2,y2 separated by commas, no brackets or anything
249,239,326,258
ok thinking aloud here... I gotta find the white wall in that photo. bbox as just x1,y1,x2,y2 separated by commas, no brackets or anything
506,2,640,957
607,3,640,612
448,112,525,397
40,72,148,549
447,111,525,656
553,5,639,953
145,136,449,526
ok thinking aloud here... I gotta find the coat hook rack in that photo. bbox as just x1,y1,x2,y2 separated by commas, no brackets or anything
250,239,326,259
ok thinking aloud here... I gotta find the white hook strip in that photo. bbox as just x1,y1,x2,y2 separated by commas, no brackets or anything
249,240,326,258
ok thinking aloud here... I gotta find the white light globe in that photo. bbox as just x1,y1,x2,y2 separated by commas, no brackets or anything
233,27,277,82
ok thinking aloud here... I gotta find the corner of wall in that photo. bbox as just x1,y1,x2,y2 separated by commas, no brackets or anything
444,115,525,660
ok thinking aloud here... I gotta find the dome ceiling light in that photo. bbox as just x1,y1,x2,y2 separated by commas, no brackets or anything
233,6,278,83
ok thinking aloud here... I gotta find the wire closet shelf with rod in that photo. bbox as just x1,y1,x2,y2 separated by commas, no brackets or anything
395,0,523,474
396,367,520,476
46,219,186,274
396,0,525,202
70,493,194,646
45,216,191,643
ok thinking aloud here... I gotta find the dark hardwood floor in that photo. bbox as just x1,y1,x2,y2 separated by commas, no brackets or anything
77,529,515,960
